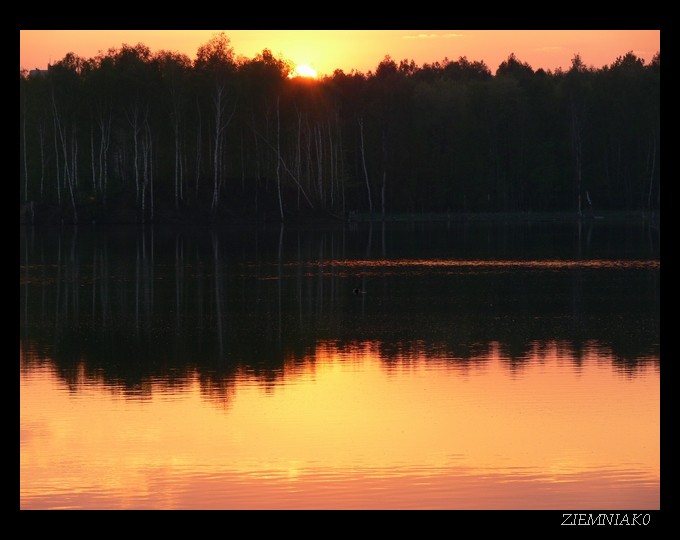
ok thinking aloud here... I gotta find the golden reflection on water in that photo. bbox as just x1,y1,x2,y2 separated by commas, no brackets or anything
20,341,659,510
282,258,661,270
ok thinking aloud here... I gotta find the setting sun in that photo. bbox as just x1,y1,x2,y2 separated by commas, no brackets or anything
291,64,317,79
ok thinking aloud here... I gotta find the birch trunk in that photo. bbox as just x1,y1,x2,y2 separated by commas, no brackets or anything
359,118,372,214
51,90,77,220
210,82,236,213
381,129,387,220
570,99,583,217
276,96,284,221
315,123,324,205
125,102,142,207
150,130,154,220
174,122,180,208
38,122,45,199
90,126,96,197
296,111,302,209
327,117,335,208
53,114,61,205
141,126,148,221
22,104,28,202
170,85,182,209
195,99,202,197
97,110,111,203
211,84,224,211
646,131,656,210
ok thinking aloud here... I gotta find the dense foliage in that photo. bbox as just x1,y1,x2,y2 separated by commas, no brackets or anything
19,34,660,223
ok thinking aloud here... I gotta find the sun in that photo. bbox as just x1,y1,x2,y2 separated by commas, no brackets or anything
290,64,318,79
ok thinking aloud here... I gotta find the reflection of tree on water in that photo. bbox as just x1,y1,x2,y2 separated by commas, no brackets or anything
212,231,225,360
278,223,283,343
20,223,659,392
135,226,154,336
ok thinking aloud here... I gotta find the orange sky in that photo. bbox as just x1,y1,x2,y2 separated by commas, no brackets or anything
19,30,660,77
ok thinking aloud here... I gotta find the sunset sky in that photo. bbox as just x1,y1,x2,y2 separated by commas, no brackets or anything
19,30,660,77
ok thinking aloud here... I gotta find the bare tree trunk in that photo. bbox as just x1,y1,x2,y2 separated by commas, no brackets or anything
338,112,346,215
211,84,224,212
174,122,180,209
138,120,155,222
22,104,29,202
276,96,284,221
305,116,312,200
71,126,78,197
134,126,140,203
252,110,261,213
296,110,302,210
252,107,314,212
38,122,45,199
359,118,372,214
125,101,142,207
570,99,583,217
210,83,236,213
90,126,97,198
647,131,656,210
327,117,335,208
381,129,387,220
53,114,61,206
170,85,182,210
240,131,245,192
195,99,202,198
97,120,104,197
179,138,184,204
219,129,226,200
381,171,386,220
97,111,111,203
141,126,149,222
150,130,154,220
65,129,77,222
51,90,77,220
315,123,324,205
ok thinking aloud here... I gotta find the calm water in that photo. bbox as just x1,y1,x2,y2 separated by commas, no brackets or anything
19,220,660,510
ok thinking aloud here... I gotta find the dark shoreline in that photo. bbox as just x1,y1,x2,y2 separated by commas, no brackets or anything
19,201,659,228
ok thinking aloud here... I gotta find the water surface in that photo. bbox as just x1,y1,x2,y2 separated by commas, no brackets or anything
19,220,660,510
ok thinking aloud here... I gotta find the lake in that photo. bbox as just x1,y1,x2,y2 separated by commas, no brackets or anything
19,219,660,510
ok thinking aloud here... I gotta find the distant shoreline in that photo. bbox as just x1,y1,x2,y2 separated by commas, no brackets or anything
20,202,659,228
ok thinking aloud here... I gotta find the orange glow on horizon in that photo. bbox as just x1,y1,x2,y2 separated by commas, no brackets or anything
19,30,660,76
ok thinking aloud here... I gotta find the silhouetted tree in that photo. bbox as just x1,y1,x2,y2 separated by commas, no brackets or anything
19,39,660,224
195,33,237,214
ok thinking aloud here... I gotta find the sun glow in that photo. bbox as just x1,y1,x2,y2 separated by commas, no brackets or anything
291,64,318,79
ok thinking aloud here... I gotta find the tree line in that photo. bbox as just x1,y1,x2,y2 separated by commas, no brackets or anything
19,33,660,224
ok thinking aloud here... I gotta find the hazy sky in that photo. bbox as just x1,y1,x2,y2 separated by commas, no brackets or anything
19,30,660,77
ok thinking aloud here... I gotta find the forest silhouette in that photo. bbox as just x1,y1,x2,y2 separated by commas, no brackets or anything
19,33,660,224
